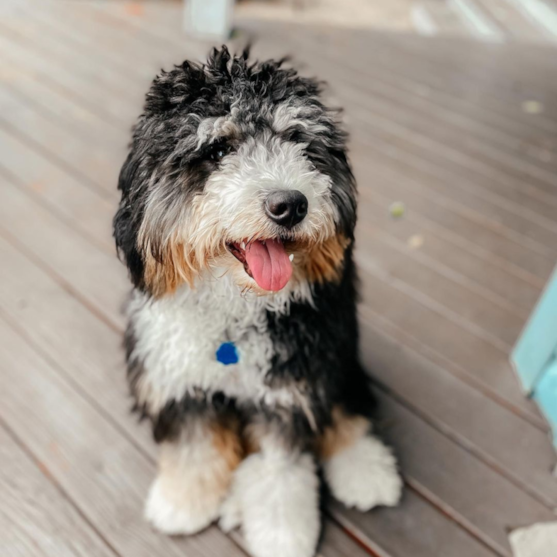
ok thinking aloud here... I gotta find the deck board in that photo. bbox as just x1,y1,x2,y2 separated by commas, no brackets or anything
1,1,556,556
0,426,116,557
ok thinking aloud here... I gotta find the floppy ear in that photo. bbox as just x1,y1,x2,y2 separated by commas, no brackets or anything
113,149,146,289
114,146,199,298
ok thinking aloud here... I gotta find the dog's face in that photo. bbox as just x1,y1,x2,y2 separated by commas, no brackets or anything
114,47,356,298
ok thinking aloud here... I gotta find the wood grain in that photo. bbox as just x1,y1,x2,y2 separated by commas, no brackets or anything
0,426,115,557
1,1,556,555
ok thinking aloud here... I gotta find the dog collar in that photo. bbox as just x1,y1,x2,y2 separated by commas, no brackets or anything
216,342,239,365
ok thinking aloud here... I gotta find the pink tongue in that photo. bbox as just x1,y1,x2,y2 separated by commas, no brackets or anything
244,239,292,292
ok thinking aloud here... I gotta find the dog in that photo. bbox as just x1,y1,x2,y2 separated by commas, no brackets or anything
113,45,402,557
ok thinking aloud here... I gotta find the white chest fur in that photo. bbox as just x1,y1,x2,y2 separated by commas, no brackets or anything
127,273,310,414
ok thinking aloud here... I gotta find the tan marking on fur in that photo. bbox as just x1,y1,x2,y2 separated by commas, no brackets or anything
301,234,350,285
243,422,265,456
317,407,370,460
155,421,242,515
211,420,244,471
142,237,195,297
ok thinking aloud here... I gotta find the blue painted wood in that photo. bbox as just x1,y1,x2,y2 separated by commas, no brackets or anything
511,266,557,392
533,356,557,449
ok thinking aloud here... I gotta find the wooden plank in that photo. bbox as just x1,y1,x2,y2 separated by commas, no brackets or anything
355,163,556,283
0,109,543,426
0,32,135,128
7,2,555,284
267,21,557,170
0,127,115,252
1,57,548,422
355,225,525,346
358,314,557,507
0,295,495,557
307,56,557,203
232,19,557,135
0,87,122,198
0,59,126,158
320,26,557,126
328,491,495,557
0,140,551,557
0,426,116,557
356,195,541,314
2,4,556,556
356,264,535,413
0,179,507,556
350,131,557,248
23,0,556,222
0,12,140,99
0,291,247,557
0,178,125,329
247,34,557,227
0,200,369,555
6,0,156,83
0,64,538,326
372,389,553,555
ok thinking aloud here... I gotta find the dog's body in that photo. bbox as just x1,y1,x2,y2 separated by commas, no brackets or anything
114,47,402,557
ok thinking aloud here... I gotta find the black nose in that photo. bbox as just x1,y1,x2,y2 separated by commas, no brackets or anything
265,190,308,229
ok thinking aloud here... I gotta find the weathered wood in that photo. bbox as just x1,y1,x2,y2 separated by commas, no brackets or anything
372,389,553,554
2,1,557,555
0,297,248,557
0,178,125,328
0,87,122,198
1,154,551,556
358,315,557,507
0,223,370,557
0,127,115,252
0,426,115,557
0,50,544,426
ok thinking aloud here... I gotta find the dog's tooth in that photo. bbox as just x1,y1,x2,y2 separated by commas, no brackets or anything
289,254,294,261
241,241,246,250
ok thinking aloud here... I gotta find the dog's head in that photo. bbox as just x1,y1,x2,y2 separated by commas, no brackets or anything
114,46,356,298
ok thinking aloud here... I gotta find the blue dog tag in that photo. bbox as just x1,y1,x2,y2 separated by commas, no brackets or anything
216,342,239,365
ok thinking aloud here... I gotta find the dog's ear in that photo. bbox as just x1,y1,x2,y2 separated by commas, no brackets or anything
113,149,146,289
114,145,199,298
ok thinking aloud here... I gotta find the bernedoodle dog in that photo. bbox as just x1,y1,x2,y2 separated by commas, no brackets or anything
113,45,402,557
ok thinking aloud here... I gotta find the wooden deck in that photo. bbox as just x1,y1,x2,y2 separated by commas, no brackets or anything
2,1,557,556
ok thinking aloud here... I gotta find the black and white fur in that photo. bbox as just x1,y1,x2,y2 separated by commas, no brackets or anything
114,46,402,557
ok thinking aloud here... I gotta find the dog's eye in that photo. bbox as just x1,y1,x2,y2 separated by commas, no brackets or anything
209,142,231,162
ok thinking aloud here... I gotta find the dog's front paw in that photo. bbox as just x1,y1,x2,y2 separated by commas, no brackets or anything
221,452,320,557
145,476,221,535
324,435,403,511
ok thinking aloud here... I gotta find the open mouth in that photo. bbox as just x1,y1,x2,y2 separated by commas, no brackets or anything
227,239,293,292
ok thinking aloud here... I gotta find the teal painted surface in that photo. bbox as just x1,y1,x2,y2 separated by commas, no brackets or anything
534,356,557,449
511,266,557,392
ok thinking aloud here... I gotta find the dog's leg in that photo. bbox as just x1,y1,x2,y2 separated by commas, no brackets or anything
318,407,403,511
145,418,243,535
220,428,321,557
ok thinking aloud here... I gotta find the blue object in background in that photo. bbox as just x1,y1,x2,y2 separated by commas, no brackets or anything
512,266,557,449
534,359,557,448
216,342,239,365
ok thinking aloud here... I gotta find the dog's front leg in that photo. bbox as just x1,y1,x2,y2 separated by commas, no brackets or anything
145,417,243,535
220,425,321,557
318,407,403,511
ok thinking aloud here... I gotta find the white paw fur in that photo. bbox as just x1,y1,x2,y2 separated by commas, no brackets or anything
145,475,220,535
145,429,236,535
324,435,402,511
220,450,320,557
